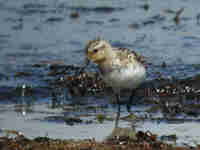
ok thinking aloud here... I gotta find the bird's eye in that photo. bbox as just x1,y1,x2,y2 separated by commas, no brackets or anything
93,49,98,53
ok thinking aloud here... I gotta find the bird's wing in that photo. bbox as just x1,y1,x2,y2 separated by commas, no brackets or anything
113,47,146,66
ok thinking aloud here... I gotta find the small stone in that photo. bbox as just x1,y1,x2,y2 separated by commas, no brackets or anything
70,11,79,19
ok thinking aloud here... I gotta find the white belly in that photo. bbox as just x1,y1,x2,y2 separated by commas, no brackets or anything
103,64,146,91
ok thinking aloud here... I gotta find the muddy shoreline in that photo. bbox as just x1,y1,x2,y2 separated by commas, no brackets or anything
1,129,198,150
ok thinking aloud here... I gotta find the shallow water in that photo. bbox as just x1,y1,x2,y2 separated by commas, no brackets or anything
1,0,200,146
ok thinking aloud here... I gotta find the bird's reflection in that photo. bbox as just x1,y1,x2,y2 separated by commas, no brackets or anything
106,107,137,141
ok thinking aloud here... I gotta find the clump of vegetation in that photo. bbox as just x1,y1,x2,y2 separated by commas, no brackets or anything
96,114,106,123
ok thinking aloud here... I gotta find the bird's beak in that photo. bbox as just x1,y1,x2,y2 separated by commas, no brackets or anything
85,50,93,66
87,50,93,60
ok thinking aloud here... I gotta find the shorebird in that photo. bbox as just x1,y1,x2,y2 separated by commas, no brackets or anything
85,39,146,114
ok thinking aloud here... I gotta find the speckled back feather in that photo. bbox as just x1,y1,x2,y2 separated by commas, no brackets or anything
113,47,146,66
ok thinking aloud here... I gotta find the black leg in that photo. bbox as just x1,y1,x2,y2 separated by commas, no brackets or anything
114,108,120,128
127,89,135,113
115,93,121,128
116,93,121,112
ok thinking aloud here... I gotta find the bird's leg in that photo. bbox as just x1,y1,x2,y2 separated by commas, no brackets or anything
114,108,120,128
116,93,121,112
115,93,121,128
127,89,135,114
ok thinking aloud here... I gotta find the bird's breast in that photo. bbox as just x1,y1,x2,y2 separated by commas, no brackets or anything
101,63,146,90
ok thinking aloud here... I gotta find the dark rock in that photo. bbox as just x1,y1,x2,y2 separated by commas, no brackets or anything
70,12,79,19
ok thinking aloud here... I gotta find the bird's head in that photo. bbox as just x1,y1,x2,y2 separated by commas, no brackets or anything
85,39,112,65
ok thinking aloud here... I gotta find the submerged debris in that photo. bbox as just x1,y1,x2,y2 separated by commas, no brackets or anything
161,62,167,68
197,13,200,25
45,17,64,23
47,64,106,96
129,14,165,29
139,4,150,11
66,71,106,96
67,6,124,13
173,8,184,25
